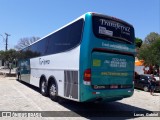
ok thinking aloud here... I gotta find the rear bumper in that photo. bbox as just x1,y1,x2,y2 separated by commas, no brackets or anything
80,87,134,102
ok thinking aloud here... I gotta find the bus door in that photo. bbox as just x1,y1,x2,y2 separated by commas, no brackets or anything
19,59,31,83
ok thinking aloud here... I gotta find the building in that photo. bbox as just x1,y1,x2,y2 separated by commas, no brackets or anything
0,59,4,67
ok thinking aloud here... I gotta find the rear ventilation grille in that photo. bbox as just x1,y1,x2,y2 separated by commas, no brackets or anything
64,71,78,99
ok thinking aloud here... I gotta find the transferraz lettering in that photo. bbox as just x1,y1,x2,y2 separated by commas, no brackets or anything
99,19,130,32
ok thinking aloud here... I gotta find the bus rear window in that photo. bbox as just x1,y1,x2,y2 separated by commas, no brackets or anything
92,14,135,44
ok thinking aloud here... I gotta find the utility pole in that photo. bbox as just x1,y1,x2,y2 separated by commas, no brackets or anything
5,33,11,51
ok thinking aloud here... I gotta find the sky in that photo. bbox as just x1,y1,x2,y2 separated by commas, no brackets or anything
0,0,159,50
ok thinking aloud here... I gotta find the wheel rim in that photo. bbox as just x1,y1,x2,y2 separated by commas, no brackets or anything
41,82,46,93
50,84,56,96
144,86,148,92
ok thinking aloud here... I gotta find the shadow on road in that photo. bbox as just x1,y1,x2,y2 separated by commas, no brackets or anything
58,100,153,119
18,80,154,119
17,79,40,93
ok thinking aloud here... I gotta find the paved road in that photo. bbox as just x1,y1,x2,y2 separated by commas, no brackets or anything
0,76,160,120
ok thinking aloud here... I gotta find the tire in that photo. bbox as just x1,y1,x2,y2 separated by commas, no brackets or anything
143,86,149,92
49,81,58,101
40,80,48,96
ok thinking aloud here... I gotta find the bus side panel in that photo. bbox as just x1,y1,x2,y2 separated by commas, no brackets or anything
30,46,80,101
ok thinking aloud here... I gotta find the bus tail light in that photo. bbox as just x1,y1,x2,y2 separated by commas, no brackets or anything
83,69,91,85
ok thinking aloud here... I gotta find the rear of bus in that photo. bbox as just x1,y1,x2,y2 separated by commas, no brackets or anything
79,13,135,102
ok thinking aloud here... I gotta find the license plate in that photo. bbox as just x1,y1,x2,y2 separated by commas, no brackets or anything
110,85,118,89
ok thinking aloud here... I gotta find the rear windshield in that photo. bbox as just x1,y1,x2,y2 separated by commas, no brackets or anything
92,14,135,44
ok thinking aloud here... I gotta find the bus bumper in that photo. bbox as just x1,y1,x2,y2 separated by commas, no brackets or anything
80,88,134,102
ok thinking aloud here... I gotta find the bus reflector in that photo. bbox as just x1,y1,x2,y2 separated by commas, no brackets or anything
83,69,91,85
92,92,100,94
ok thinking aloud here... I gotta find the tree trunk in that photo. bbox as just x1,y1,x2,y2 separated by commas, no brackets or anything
9,63,12,74
9,68,11,74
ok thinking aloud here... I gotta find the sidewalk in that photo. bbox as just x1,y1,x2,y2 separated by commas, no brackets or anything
0,68,16,77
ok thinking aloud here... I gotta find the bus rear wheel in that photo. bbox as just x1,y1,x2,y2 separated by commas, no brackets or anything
49,81,58,101
40,80,48,96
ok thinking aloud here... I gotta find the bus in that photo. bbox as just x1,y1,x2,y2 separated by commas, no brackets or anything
17,12,135,102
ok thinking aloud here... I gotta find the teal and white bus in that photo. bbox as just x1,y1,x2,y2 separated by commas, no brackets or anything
17,12,135,102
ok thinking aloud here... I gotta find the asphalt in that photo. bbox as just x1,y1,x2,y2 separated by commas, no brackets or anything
0,76,160,120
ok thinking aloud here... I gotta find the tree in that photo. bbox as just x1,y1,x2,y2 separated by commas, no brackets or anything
144,32,160,44
0,49,18,74
135,37,143,48
149,38,160,66
14,36,40,50
138,32,160,66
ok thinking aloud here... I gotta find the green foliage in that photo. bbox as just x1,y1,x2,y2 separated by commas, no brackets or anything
144,32,160,44
3,49,17,62
135,37,143,48
0,50,4,59
138,32,160,66
150,39,160,65
0,49,19,73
